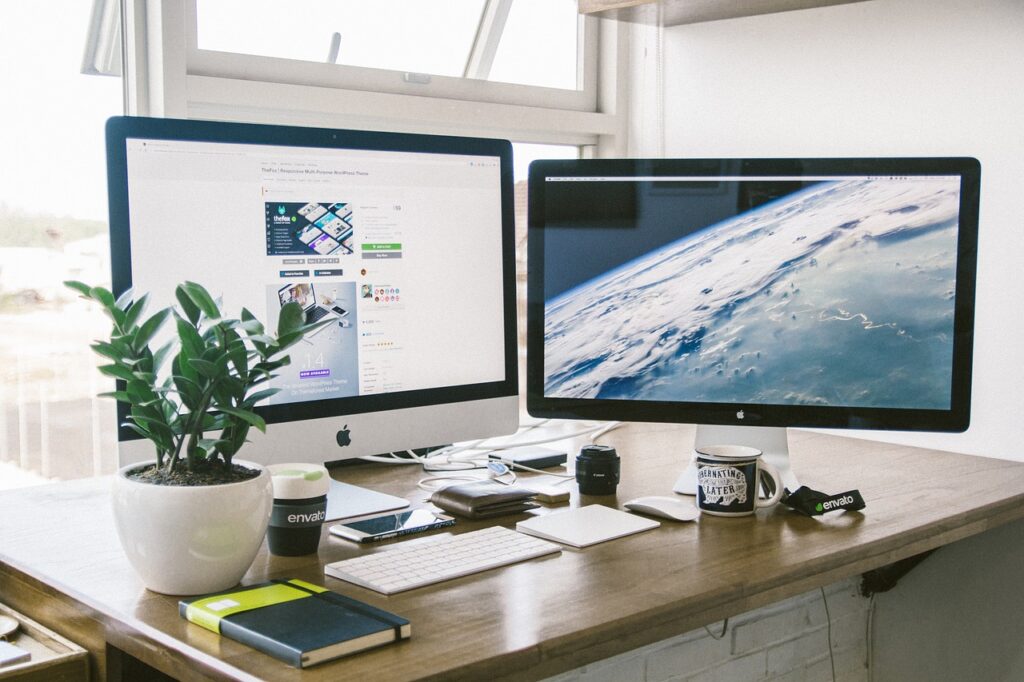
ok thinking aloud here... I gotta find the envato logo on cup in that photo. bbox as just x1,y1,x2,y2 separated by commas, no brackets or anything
267,463,330,556
695,445,783,517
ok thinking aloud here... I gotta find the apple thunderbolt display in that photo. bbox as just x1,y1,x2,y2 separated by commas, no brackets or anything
106,117,518,483
527,158,980,493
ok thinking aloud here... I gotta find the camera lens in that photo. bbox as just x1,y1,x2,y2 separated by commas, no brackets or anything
576,445,620,495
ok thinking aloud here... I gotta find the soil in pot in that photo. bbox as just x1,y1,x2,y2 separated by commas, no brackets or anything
127,461,260,486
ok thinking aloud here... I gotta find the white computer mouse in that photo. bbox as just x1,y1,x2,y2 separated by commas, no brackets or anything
623,496,700,522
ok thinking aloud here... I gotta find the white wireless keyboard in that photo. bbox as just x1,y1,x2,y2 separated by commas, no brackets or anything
325,525,561,594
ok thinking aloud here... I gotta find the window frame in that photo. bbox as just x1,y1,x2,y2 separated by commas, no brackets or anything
123,0,626,150
187,0,598,112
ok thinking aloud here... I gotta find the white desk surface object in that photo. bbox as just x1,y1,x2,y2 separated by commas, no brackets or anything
516,504,660,548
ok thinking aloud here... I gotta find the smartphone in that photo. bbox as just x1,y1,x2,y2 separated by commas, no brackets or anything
331,305,348,317
329,509,455,543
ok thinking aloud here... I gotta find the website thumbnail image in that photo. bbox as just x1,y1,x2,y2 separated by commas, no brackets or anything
266,202,354,257
265,281,360,403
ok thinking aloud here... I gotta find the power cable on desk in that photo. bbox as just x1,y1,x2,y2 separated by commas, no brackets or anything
361,420,621,468
362,420,624,491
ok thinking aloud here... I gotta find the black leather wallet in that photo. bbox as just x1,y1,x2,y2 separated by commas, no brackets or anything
429,481,539,519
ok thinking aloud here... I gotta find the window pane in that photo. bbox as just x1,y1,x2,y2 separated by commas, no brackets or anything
196,0,582,91
197,0,485,77
0,1,122,487
490,0,580,90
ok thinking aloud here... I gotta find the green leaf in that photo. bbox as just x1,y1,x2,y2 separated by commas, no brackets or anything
172,371,203,411
277,301,305,338
89,286,117,311
218,406,267,432
200,344,229,363
188,358,221,380
238,314,264,335
201,412,222,431
122,293,149,330
198,438,230,452
98,364,138,382
171,372,202,392
107,335,134,355
125,380,151,404
129,396,161,420
225,332,247,378
218,375,246,402
115,287,135,310
63,280,92,298
151,340,175,374
180,281,221,320
134,308,171,351
243,388,279,406
174,286,202,326
248,334,275,346
175,315,204,359
274,331,303,351
123,422,154,441
90,341,125,363
98,390,132,403
217,422,251,459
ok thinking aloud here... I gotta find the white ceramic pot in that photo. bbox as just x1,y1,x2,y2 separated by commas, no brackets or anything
112,460,273,595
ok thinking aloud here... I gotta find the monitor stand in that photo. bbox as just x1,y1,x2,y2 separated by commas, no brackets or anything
672,424,800,496
325,479,410,521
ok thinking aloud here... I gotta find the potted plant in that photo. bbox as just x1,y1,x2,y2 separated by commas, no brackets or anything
66,280,323,595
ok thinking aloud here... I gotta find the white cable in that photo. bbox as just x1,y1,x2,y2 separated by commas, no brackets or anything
416,462,516,492
454,422,615,453
360,420,621,480
414,423,613,471
588,421,624,443
416,473,487,492
358,454,423,465
506,461,574,478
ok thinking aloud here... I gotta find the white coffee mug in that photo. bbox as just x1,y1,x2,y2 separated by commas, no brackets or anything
695,445,783,517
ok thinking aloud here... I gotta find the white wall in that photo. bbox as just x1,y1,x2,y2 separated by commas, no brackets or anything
872,517,1024,681
652,0,1024,460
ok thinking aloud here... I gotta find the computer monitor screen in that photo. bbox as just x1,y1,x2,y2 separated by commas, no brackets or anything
106,116,518,473
527,158,980,491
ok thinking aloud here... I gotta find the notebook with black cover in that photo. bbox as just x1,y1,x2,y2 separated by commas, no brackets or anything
179,578,410,668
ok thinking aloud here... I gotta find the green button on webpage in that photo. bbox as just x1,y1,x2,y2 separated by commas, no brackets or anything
362,243,402,251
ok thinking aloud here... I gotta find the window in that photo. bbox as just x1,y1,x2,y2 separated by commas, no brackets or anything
190,0,590,109
0,1,124,488
0,2,622,487
127,0,617,145
197,1,489,79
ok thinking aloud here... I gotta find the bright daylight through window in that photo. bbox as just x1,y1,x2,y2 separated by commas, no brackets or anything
0,2,122,489
0,1,582,490
196,0,581,91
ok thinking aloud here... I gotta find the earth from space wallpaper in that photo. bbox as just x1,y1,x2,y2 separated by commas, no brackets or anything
544,177,962,410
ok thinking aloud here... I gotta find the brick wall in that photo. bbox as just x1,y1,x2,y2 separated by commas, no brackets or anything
545,578,871,682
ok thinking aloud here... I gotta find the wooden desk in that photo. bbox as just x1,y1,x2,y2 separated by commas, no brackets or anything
2,424,1024,681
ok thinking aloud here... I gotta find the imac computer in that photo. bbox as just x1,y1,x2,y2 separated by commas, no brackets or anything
105,116,518,512
527,157,980,494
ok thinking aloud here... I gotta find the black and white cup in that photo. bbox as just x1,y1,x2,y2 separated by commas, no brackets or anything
695,445,783,517
267,463,330,556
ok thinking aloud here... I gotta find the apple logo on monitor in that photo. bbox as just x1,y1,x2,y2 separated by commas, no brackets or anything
737,410,745,420
336,425,352,447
